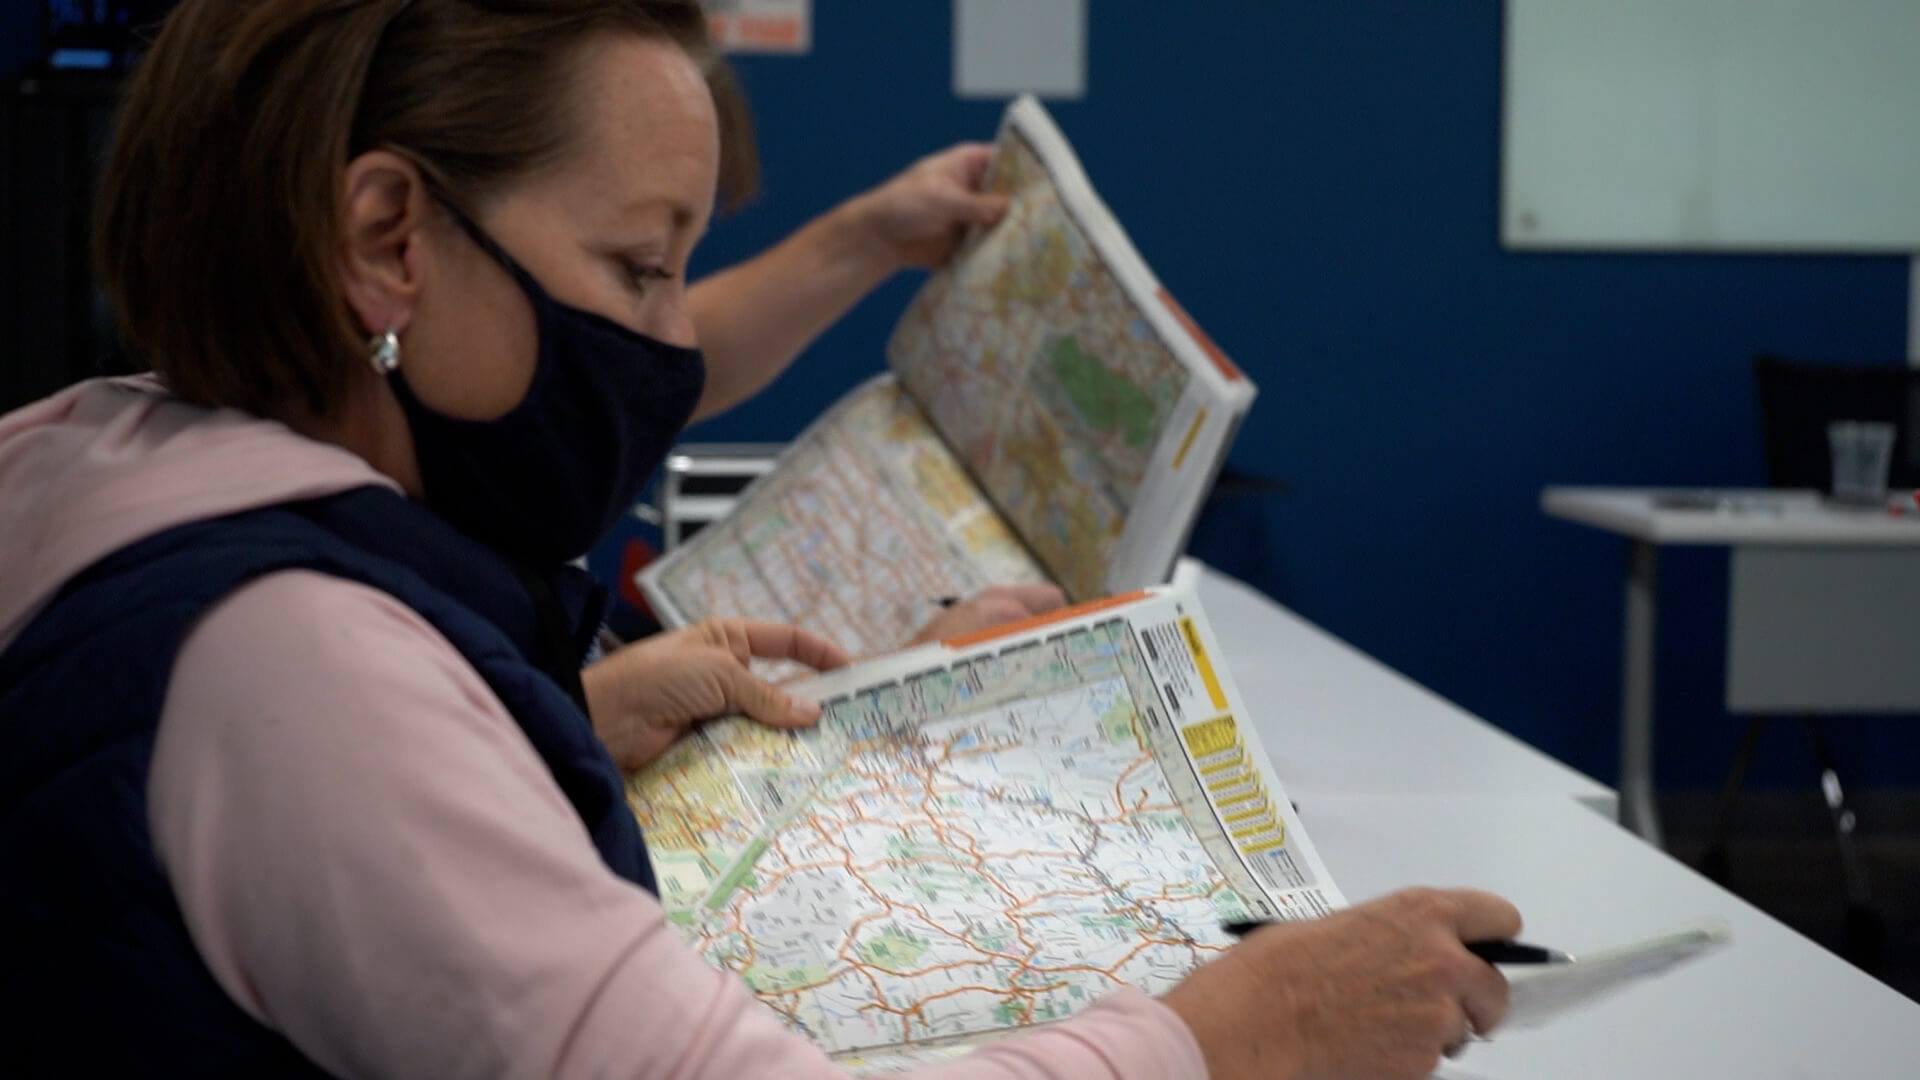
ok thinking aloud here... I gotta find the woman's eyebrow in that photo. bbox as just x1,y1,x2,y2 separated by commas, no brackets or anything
616,195,698,232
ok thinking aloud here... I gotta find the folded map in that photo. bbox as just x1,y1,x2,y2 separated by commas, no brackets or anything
626,582,1339,1068
640,95,1257,658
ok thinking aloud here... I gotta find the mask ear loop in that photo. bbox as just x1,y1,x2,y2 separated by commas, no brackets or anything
430,193,526,279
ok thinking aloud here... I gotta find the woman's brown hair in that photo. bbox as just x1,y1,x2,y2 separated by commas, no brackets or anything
95,0,758,421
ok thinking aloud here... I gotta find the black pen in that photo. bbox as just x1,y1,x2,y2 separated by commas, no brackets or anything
1220,921,1573,965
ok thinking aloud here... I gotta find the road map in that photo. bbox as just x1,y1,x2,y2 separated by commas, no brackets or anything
888,96,1253,601
643,377,1049,659
640,96,1256,649
627,586,1341,1065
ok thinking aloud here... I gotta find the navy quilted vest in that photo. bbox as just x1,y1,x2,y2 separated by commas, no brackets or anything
0,485,653,1073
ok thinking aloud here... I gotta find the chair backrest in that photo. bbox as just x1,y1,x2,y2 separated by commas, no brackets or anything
1752,355,1920,492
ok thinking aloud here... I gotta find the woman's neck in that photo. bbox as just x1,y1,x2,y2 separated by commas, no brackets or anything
284,371,425,499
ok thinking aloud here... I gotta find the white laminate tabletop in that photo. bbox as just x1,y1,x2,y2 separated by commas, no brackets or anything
1191,565,1616,816
1297,793,1919,1080
1541,486,1920,546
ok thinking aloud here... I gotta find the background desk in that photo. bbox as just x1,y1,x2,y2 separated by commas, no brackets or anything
1192,565,1915,1075
1192,564,1615,815
1302,794,1920,1078
1541,487,1920,845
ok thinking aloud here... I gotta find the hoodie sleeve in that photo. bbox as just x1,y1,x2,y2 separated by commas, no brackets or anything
148,569,1208,1080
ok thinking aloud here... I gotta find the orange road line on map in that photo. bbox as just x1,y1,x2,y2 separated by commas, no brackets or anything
1110,755,1150,812
1006,887,1115,911
978,847,1087,862
855,957,1002,983
1081,802,1180,826
860,980,1069,1020
721,727,1234,1030
898,903,1026,963
854,965,893,1016
926,797,1046,964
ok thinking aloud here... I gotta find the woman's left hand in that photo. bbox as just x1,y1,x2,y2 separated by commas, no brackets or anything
851,142,1009,270
907,583,1068,646
583,619,851,771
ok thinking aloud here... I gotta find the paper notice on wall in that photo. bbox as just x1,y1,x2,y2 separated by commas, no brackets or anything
703,0,810,54
954,0,1086,99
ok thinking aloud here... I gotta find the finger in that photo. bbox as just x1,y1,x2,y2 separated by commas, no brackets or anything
929,185,1006,229
986,582,1068,614
1404,1000,1471,1076
968,596,1031,628
1439,888,1524,944
973,191,1009,224
1453,949,1512,1036
712,651,821,728
942,142,995,187
929,597,1025,641
958,191,1009,227
735,621,852,671
713,618,754,665
693,618,754,665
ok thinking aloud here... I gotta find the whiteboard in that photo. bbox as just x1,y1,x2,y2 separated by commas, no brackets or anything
1502,0,1920,253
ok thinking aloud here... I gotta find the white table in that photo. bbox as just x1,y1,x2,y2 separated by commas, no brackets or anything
1191,561,1920,1074
1300,793,1920,1078
1541,487,1920,846
1191,564,1616,816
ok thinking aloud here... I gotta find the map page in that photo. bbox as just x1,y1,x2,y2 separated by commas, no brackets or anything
888,95,1257,602
640,375,1049,659
627,583,1342,1065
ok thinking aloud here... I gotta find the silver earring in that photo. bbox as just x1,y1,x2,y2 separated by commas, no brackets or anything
367,328,400,374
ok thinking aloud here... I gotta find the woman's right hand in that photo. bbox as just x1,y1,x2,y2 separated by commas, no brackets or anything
1161,887,1521,1080
582,618,850,772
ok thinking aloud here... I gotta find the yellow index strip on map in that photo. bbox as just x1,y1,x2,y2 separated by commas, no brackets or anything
1203,769,1253,797
1242,830,1288,854
1198,748,1247,778
1211,784,1263,812
1223,800,1274,827
1231,818,1281,843
1182,714,1238,757
1182,621,1229,711
1171,408,1209,472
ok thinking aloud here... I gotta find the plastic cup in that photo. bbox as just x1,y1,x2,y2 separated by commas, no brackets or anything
1827,420,1895,506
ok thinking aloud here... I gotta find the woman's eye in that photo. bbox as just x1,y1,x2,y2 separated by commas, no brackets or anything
624,261,676,296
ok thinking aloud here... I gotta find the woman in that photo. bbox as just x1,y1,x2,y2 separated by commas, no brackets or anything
0,2,1519,1076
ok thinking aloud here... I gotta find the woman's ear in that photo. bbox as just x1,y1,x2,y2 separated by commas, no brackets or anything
338,149,431,337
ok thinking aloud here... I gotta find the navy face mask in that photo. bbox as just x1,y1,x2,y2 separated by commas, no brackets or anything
389,204,705,566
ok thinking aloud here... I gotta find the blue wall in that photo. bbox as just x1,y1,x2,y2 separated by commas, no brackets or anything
677,1,1920,791
2,5,39,77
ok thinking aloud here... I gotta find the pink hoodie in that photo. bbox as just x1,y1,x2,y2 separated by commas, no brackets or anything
0,377,1207,1079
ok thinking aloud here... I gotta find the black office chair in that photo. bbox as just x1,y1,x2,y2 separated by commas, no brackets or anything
1751,355,1920,493
1699,356,1920,968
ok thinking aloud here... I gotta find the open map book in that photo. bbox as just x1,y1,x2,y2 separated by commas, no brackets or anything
639,95,1257,658
626,582,1338,1069
624,576,1733,1072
